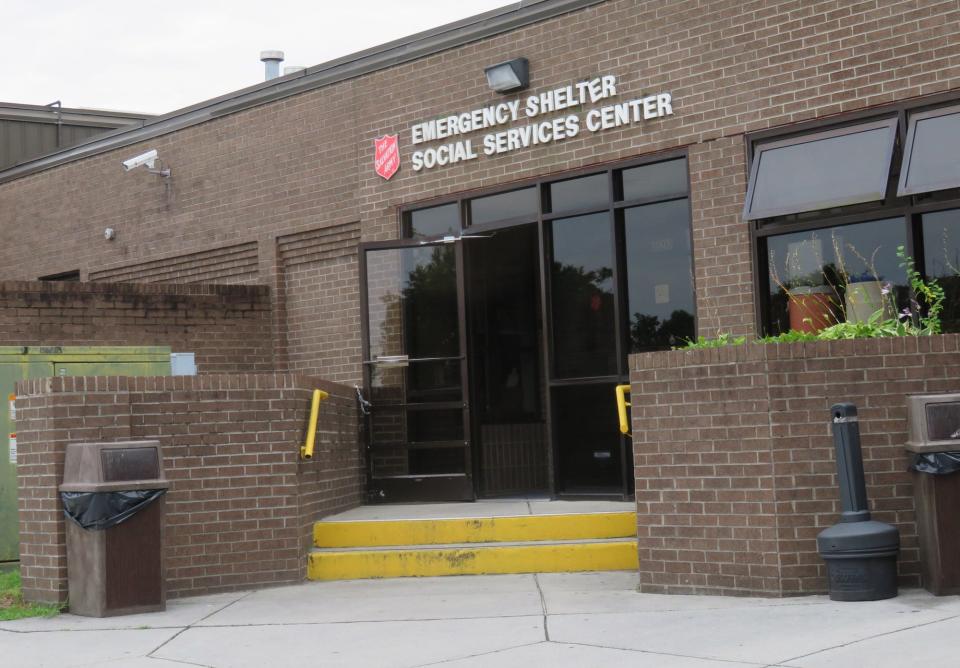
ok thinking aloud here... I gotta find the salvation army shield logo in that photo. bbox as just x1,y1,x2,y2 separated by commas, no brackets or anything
374,134,400,180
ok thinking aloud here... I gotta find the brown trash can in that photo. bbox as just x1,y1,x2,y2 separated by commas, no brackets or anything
59,440,169,617
906,395,960,596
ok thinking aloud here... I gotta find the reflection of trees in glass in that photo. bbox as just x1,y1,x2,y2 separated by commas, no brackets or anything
552,262,615,376
630,310,694,350
371,245,458,402
926,223,960,333
403,245,458,357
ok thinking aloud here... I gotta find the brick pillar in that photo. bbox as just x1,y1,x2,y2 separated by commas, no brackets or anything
259,235,290,372
688,137,756,340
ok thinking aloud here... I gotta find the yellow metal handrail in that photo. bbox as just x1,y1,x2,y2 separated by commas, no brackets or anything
615,384,631,437
300,389,330,460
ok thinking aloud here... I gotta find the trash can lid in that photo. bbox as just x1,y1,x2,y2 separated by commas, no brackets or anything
62,440,167,487
817,520,900,555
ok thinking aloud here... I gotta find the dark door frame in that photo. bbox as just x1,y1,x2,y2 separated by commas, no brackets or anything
394,149,692,501
358,237,474,503
462,220,549,499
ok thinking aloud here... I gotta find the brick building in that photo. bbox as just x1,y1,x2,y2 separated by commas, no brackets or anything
2,0,960,511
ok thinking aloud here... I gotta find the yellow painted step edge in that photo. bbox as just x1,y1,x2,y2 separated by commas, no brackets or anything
307,540,639,580
314,511,637,548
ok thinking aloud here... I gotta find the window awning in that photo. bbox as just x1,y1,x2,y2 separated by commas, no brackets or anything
898,104,960,197
743,118,898,220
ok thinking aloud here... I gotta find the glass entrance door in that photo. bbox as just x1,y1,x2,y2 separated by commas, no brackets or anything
360,239,473,502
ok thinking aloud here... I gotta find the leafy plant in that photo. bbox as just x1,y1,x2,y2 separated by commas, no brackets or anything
899,245,945,335
758,330,818,344
681,332,747,349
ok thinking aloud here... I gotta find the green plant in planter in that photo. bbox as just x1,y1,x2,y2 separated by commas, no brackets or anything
682,332,747,349
899,245,945,335
680,248,944,349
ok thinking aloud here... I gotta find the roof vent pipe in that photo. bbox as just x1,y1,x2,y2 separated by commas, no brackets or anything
283,65,306,76
260,50,285,80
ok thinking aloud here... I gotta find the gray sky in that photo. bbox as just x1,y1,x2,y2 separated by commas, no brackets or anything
2,0,510,115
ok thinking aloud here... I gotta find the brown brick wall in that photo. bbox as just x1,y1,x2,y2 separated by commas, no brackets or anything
3,1,959,381
0,281,275,373
629,334,960,597
88,241,261,284
14,373,362,604
278,222,362,383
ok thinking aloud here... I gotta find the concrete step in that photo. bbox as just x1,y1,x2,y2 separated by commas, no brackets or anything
307,537,639,581
313,511,637,548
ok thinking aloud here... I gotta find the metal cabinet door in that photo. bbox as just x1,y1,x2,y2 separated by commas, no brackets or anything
0,359,54,563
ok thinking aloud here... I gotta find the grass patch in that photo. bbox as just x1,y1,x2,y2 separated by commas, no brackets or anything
0,568,63,621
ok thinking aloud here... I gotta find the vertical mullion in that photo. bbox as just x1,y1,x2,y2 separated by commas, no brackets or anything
537,180,557,497
357,245,376,489
607,167,629,498
454,239,474,491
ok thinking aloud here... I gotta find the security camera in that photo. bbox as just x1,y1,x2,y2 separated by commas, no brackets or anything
122,149,159,172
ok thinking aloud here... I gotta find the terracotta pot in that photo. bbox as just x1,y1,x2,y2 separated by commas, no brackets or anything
788,286,835,333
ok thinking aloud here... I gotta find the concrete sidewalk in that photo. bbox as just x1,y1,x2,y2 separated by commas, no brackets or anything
2,572,958,667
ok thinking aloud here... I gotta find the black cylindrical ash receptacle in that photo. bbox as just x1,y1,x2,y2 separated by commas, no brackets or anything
816,403,900,601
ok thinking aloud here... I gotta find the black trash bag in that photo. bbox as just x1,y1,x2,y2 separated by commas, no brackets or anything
61,489,166,530
909,452,960,476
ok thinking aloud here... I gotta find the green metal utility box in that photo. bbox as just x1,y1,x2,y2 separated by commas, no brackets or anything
0,346,172,563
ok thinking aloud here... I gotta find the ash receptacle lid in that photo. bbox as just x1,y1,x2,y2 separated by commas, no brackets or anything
817,520,899,556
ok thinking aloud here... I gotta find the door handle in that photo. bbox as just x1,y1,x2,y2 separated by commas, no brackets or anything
372,355,409,368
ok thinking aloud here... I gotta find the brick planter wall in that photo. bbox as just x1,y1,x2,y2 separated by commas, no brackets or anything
14,373,363,604
0,281,275,373
629,335,960,597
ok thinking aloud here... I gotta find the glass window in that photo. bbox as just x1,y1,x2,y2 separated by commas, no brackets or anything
546,173,608,213
550,212,617,378
365,245,459,361
624,199,695,351
406,203,459,238
469,187,538,226
619,158,688,202
744,119,898,220
764,218,907,335
409,447,466,475
922,209,960,333
553,383,623,493
899,106,960,196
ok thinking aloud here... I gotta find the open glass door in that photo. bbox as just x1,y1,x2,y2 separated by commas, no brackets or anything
360,239,473,502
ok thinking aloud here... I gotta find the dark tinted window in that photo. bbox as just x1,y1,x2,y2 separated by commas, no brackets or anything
365,245,459,360
922,208,960,332
624,199,695,351
553,383,623,493
900,108,960,196
620,158,688,202
745,120,897,220
469,187,537,225
547,174,608,213
550,212,616,378
764,218,907,335
406,203,459,238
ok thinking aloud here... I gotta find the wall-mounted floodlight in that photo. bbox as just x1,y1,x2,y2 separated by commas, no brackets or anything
484,57,529,93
